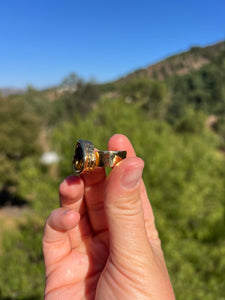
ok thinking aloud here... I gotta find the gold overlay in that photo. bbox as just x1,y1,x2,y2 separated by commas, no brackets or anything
73,139,127,175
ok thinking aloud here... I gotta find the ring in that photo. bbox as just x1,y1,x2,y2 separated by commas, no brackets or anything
72,139,127,175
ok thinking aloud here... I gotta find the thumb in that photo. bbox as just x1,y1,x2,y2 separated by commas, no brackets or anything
105,157,150,257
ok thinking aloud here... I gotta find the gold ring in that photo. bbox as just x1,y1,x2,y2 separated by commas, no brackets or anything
72,139,127,175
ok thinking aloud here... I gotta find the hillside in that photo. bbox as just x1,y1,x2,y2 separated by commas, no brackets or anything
116,40,225,83
0,87,25,97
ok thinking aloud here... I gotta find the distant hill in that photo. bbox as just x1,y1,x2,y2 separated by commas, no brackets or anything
116,40,225,84
0,88,25,97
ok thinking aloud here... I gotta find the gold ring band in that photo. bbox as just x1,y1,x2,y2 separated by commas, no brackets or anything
72,139,127,175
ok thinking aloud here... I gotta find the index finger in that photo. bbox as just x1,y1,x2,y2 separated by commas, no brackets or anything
81,164,107,234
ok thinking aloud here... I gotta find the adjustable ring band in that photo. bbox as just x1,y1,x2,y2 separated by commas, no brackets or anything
72,139,127,175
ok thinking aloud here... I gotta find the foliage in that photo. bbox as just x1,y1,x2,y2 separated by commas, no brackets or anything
174,107,206,133
61,72,83,88
22,87,54,127
0,159,58,299
0,98,40,189
167,51,225,119
0,219,45,299
215,115,225,148
120,77,170,118
17,157,59,214
47,82,100,125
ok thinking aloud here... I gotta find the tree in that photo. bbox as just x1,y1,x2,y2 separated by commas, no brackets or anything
121,77,171,118
0,98,40,190
61,72,83,89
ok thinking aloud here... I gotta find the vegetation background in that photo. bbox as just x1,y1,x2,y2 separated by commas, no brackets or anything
0,41,225,299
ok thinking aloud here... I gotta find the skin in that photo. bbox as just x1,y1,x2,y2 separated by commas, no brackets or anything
42,134,175,300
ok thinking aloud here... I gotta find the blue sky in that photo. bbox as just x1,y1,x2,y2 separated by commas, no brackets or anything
0,0,224,89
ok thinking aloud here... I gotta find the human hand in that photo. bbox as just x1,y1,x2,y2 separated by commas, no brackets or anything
42,134,175,299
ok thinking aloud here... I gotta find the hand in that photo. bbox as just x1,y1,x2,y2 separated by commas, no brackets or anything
42,134,175,299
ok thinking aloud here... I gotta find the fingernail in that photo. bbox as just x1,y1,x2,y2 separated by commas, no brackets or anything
121,165,143,189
